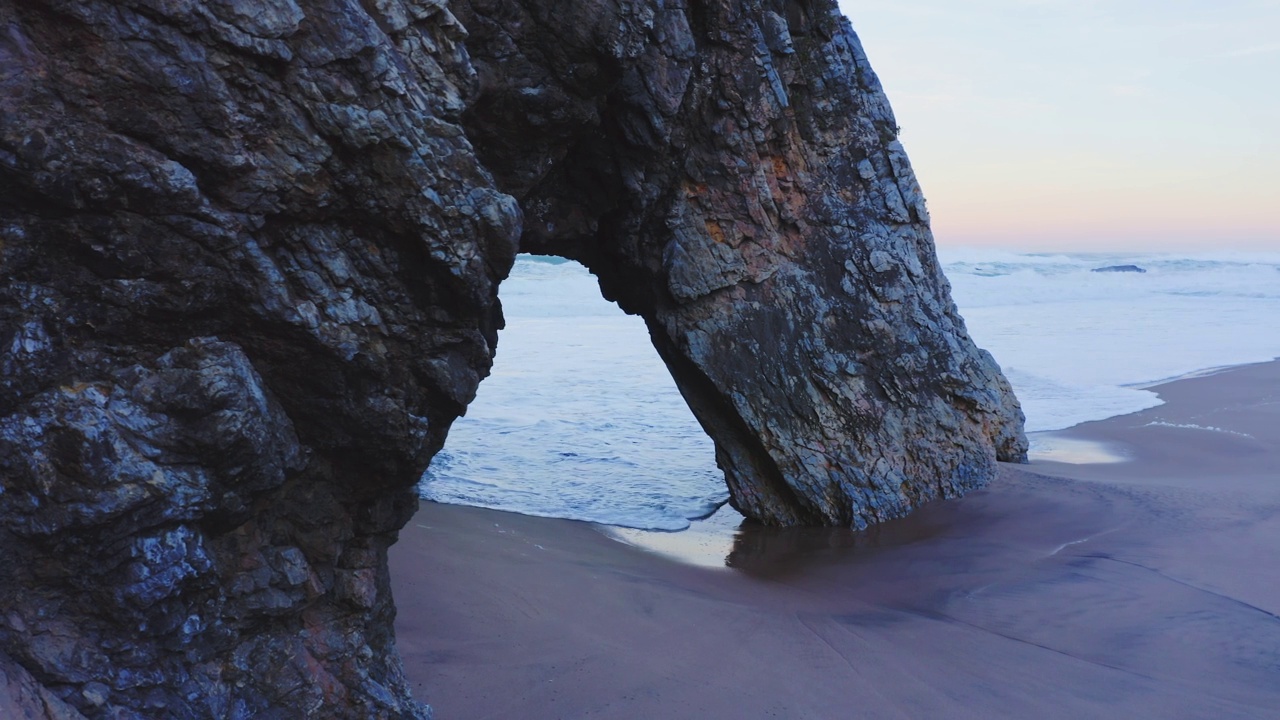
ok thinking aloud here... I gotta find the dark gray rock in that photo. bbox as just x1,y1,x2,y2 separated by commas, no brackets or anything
1092,264,1147,273
0,0,1025,716
1,0,512,715
0,651,87,719
455,0,1027,526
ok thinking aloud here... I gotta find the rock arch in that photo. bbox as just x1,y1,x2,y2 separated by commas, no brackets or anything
454,0,1026,526
0,0,1023,717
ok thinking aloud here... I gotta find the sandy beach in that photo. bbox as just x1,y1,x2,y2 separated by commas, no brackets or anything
390,360,1280,719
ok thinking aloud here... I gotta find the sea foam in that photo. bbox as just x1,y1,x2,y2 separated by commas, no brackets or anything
421,250,1280,530
941,249,1280,431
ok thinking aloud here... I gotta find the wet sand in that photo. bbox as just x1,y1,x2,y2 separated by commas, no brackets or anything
390,359,1280,719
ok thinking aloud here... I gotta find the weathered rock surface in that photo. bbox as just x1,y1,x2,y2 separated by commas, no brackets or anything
455,0,1027,525
1,0,516,716
0,651,86,719
0,0,1024,717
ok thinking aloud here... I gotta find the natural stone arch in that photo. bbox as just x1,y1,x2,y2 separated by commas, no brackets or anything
455,0,1026,527
0,1,1023,718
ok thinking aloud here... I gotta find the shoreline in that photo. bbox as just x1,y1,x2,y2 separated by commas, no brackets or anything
390,359,1280,718
599,356,1280,567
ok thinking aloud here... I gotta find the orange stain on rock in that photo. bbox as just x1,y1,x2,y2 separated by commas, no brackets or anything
705,220,726,244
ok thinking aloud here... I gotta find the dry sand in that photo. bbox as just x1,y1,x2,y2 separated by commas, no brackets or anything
390,360,1280,719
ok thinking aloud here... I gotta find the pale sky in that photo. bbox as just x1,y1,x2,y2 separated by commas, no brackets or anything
837,0,1280,251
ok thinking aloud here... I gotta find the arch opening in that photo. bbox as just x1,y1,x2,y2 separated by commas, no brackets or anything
420,255,729,532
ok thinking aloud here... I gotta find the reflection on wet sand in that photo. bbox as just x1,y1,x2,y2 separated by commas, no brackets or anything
609,465,1107,577
1028,431,1129,464
723,499,959,577
392,360,1280,719
605,486,964,573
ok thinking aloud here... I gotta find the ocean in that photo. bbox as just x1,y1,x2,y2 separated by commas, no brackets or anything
419,249,1280,531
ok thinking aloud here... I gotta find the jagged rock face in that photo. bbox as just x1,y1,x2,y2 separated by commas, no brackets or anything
1,0,517,716
456,0,1027,526
0,0,1025,717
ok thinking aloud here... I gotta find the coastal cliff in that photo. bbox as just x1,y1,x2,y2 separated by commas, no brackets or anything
0,0,1025,717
